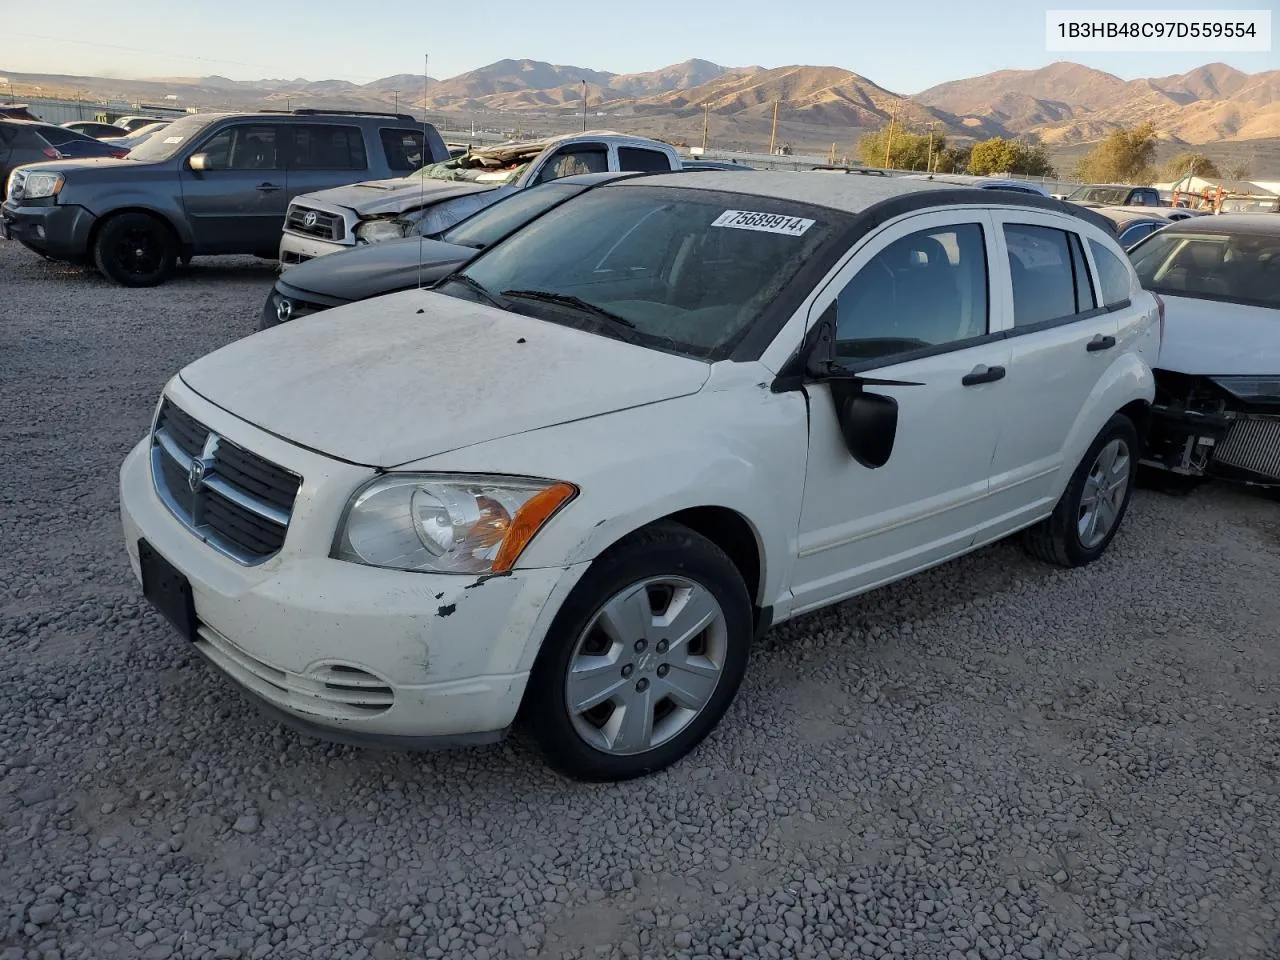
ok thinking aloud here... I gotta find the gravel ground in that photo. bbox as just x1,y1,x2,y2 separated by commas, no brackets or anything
2,238,1279,960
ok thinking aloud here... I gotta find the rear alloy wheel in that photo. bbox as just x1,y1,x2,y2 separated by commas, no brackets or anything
525,522,752,781
1024,413,1138,567
93,212,177,287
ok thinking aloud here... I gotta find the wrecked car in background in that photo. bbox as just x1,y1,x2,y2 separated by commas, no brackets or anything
278,131,682,265
1128,215,1280,488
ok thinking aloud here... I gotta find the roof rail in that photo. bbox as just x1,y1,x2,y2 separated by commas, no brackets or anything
255,108,421,122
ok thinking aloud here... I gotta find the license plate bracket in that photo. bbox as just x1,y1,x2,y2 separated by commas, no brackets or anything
139,539,198,642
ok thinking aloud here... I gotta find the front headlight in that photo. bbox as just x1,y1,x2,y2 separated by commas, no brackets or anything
333,473,577,574
1208,376,1280,402
21,171,64,200
355,218,408,244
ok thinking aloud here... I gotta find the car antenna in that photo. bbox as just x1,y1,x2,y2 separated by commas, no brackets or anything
419,52,428,292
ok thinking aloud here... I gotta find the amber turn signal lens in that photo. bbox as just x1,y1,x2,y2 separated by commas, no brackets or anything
492,482,577,572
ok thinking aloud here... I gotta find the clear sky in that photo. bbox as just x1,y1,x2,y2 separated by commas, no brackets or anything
4,0,1277,94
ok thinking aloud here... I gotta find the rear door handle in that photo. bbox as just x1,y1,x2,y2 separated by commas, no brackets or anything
256,182,283,193
962,364,1006,386
1087,334,1117,352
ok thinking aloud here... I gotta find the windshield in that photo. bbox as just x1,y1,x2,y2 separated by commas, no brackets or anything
1069,186,1130,205
1219,197,1280,213
126,115,218,162
448,184,847,360
435,182,579,247
1129,231,1280,309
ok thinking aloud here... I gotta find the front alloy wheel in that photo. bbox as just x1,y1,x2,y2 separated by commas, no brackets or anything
525,521,752,781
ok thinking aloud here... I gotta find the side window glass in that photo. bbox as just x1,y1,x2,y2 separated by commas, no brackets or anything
380,129,425,172
617,147,672,172
1069,233,1096,312
1004,223,1092,327
834,223,989,362
197,125,280,170
537,147,608,183
288,125,366,170
1088,239,1133,307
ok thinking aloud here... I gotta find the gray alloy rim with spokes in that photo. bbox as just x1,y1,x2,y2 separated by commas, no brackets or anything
1078,438,1131,549
565,576,729,756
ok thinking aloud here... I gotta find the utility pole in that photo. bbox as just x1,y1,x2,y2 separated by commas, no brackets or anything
884,105,897,169
927,122,935,173
702,103,709,152
581,80,588,132
768,99,779,155
393,90,399,113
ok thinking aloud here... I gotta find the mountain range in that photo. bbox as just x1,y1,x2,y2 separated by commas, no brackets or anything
5,58,1280,151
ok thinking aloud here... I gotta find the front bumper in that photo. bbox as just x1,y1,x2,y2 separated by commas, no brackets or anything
0,200,96,260
1144,405,1280,487
118,382,588,747
278,230,352,267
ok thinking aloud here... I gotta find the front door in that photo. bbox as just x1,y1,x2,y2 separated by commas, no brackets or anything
790,211,1012,614
179,122,286,253
977,213,1121,539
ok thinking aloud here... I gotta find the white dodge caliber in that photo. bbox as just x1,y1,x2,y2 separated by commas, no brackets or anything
119,172,1162,781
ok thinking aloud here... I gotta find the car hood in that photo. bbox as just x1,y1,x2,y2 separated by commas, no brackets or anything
13,156,145,176
298,178,497,218
179,289,711,467
277,237,477,302
1156,294,1280,376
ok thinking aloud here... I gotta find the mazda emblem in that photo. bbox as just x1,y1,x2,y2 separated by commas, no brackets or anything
276,298,294,323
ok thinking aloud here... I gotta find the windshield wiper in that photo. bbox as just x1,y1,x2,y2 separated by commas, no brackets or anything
439,273,508,310
500,289,637,330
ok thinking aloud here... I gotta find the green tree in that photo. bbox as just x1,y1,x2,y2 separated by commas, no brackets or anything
1162,151,1220,181
968,137,1056,177
858,126,948,171
1073,122,1159,184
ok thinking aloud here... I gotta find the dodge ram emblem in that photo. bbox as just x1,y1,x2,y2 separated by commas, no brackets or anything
187,458,206,493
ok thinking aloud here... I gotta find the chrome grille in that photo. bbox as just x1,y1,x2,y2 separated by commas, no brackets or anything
1213,415,1280,480
285,204,346,241
150,400,302,564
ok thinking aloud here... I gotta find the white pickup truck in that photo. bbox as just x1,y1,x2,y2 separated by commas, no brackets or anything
278,131,683,266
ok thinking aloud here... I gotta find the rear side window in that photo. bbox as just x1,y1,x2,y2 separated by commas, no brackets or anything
835,222,990,361
380,128,425,172
287,125,367,170
39,126,90,147
1004,224,1097,327
617,147,672,172
1089,239,1133,307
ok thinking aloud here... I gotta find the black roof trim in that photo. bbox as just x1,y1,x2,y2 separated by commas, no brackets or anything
256,108,421,122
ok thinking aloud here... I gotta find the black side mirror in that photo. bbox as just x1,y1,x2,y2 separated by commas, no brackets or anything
801,304,919,468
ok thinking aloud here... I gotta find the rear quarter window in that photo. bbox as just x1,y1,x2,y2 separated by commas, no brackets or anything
1088,240,1133,306
380,128,425,172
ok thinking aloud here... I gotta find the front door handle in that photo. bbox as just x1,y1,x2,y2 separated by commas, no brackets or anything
962,364,1006,386
255,182,283,193
1086,334,1117,352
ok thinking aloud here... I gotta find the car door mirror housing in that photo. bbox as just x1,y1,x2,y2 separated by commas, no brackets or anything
831,384,900,469
188,153,211,172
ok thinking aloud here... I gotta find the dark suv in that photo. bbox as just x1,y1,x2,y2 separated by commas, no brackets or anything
1,109,450,286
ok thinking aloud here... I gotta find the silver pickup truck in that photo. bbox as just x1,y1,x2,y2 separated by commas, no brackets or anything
278,131,683,266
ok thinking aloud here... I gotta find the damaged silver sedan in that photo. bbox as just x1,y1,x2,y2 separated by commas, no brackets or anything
1128,215,1280,487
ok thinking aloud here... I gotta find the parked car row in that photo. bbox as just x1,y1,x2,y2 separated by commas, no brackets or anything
118,172,1178,781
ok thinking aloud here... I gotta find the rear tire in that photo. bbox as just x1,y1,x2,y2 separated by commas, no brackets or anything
92,212,177,287
524,521,752,782
1024,414,1138,568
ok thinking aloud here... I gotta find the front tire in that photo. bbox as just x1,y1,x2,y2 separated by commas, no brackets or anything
1024,413,1138,567
92,212,177,287
524,521,752,781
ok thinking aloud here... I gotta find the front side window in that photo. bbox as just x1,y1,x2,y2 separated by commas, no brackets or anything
834,223,989,362
535,146,608,183
1004,224,1096,327
194,124,280,171
285,125,367,170
1089,239,1134,306
451,185,847,359
1129,232,1280,308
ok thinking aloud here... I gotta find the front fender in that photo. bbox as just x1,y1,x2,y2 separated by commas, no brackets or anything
80,191,193,246
1056,352,1155,497
403,380,810,613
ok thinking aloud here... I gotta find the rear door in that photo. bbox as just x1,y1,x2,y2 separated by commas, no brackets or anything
282,123,370,207
180,122,287,253
979,212,1120,539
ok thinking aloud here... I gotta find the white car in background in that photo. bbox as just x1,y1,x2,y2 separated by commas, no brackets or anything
119,173,1160,780
1128,214,1280,488
101,121,172,153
